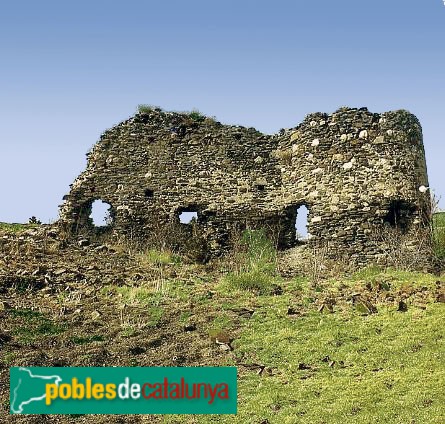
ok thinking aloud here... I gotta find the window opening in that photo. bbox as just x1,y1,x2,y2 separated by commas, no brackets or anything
179,211,198,224
295,205,309,241
90,200,113,227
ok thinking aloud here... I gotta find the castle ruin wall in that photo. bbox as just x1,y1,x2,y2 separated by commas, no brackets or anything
59,107,431,265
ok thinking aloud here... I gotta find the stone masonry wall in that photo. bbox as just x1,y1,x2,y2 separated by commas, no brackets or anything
277,107,430,265
59,107,431,265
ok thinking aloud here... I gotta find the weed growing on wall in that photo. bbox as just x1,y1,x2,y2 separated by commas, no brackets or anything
137,104,161,114
187,109,206,122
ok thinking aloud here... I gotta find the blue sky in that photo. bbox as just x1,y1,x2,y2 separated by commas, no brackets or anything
1,0,444,223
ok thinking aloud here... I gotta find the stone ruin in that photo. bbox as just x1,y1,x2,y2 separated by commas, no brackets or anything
59,106,431,266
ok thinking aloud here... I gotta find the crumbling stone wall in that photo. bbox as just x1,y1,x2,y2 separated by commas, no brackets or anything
59,107,431,265
276,107,431,265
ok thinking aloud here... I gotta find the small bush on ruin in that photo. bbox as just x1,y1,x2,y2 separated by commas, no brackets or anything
188,109,206,122
137,104,160,114
372,192,444,271
371,224,434,271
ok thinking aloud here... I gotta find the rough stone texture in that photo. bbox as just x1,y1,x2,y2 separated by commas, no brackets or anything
59,107,431,265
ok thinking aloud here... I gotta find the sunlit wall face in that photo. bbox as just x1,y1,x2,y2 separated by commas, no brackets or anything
1,0,444,223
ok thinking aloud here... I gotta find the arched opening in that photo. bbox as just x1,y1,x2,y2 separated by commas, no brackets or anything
384,200,416,233
295,205,309,242
90,200,113,227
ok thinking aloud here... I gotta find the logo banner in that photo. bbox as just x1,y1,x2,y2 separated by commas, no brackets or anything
10,367,237,415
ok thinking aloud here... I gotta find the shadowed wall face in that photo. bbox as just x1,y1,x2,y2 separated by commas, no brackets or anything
59,107,431,265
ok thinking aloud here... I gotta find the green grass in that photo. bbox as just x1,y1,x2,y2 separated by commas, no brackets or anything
101,284,165,327
165,269,445,423
9,308,45,319
0,222,39,233
222,229,281,295
9,308,65,344
208,315,234,339
223,270,280,295
101,284,158,305
345,266,439,289
146,305,164,327
2,220,444,421
231,305,444,423
142,249,181,265
240,229,277,273
136,105,212,122
434,212,445,226
433,212,445,259
3,352,17,365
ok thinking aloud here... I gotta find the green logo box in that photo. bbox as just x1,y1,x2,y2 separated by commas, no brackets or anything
10,366,237,415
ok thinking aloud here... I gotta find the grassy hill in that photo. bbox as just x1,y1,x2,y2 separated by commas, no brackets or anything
0,226,444,423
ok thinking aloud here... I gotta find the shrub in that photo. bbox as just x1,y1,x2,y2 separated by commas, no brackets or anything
28,216,42,224
188,109,206,122
371,224,434,271
137,104,160,114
